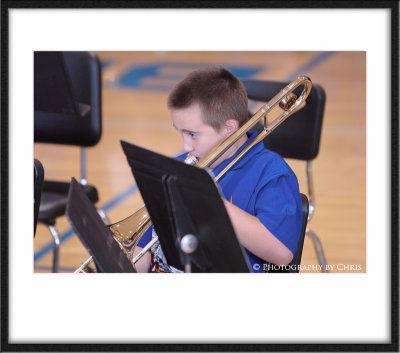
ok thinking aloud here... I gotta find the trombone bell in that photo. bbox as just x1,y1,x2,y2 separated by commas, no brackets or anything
108,205,151,247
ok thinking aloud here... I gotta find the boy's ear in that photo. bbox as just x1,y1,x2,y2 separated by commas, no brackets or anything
225,119,239,135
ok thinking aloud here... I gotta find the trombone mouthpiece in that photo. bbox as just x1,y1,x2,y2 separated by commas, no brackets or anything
184,154,199,165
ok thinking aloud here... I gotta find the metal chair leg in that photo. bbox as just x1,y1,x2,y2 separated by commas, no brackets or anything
81,147,110,226
305,161,329,273
97,208,110,225
48,225,60,273
306,227,329,273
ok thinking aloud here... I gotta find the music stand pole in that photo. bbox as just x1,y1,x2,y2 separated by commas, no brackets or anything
164,175,211,273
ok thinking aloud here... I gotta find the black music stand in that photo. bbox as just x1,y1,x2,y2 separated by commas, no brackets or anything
66,178,136,273
120,141,250,273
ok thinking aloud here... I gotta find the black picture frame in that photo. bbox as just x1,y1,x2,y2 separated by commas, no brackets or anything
1,1,398,352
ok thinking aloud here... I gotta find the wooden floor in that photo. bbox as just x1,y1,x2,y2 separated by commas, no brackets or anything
34,51,366,273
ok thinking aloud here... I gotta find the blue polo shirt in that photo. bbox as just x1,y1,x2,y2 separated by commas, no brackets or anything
137,131,302,273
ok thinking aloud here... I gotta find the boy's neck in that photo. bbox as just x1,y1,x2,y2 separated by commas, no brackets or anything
209,133,248,169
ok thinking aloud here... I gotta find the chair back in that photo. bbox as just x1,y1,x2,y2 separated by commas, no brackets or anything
242,79,326,161
34,159,44,236
266,193,309,273
34,51,102,147
288,193,309,271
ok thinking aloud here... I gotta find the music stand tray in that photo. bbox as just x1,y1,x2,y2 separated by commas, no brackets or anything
66,178,136,273
121,141,250,273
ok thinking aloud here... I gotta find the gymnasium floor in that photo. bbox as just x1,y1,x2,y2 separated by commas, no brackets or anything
33,51,366,273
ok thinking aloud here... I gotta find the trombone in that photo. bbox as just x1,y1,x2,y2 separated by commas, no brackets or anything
75,76,312,273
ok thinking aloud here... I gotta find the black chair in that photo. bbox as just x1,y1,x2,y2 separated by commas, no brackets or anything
267,193,309,273
242,78,328,272
34,159,44,237
289,193,309,272
34,51,109,273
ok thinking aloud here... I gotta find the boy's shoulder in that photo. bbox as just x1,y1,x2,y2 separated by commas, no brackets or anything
254,146,296,180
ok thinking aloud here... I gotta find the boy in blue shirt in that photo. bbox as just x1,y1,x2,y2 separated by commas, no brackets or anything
134,67,303,273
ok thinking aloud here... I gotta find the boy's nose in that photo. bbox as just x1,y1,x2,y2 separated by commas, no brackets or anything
183,141,194,153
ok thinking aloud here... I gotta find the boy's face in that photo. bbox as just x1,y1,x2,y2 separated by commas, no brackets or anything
171,103,230,166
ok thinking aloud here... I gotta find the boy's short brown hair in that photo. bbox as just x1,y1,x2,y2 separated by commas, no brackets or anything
167,66,248,131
